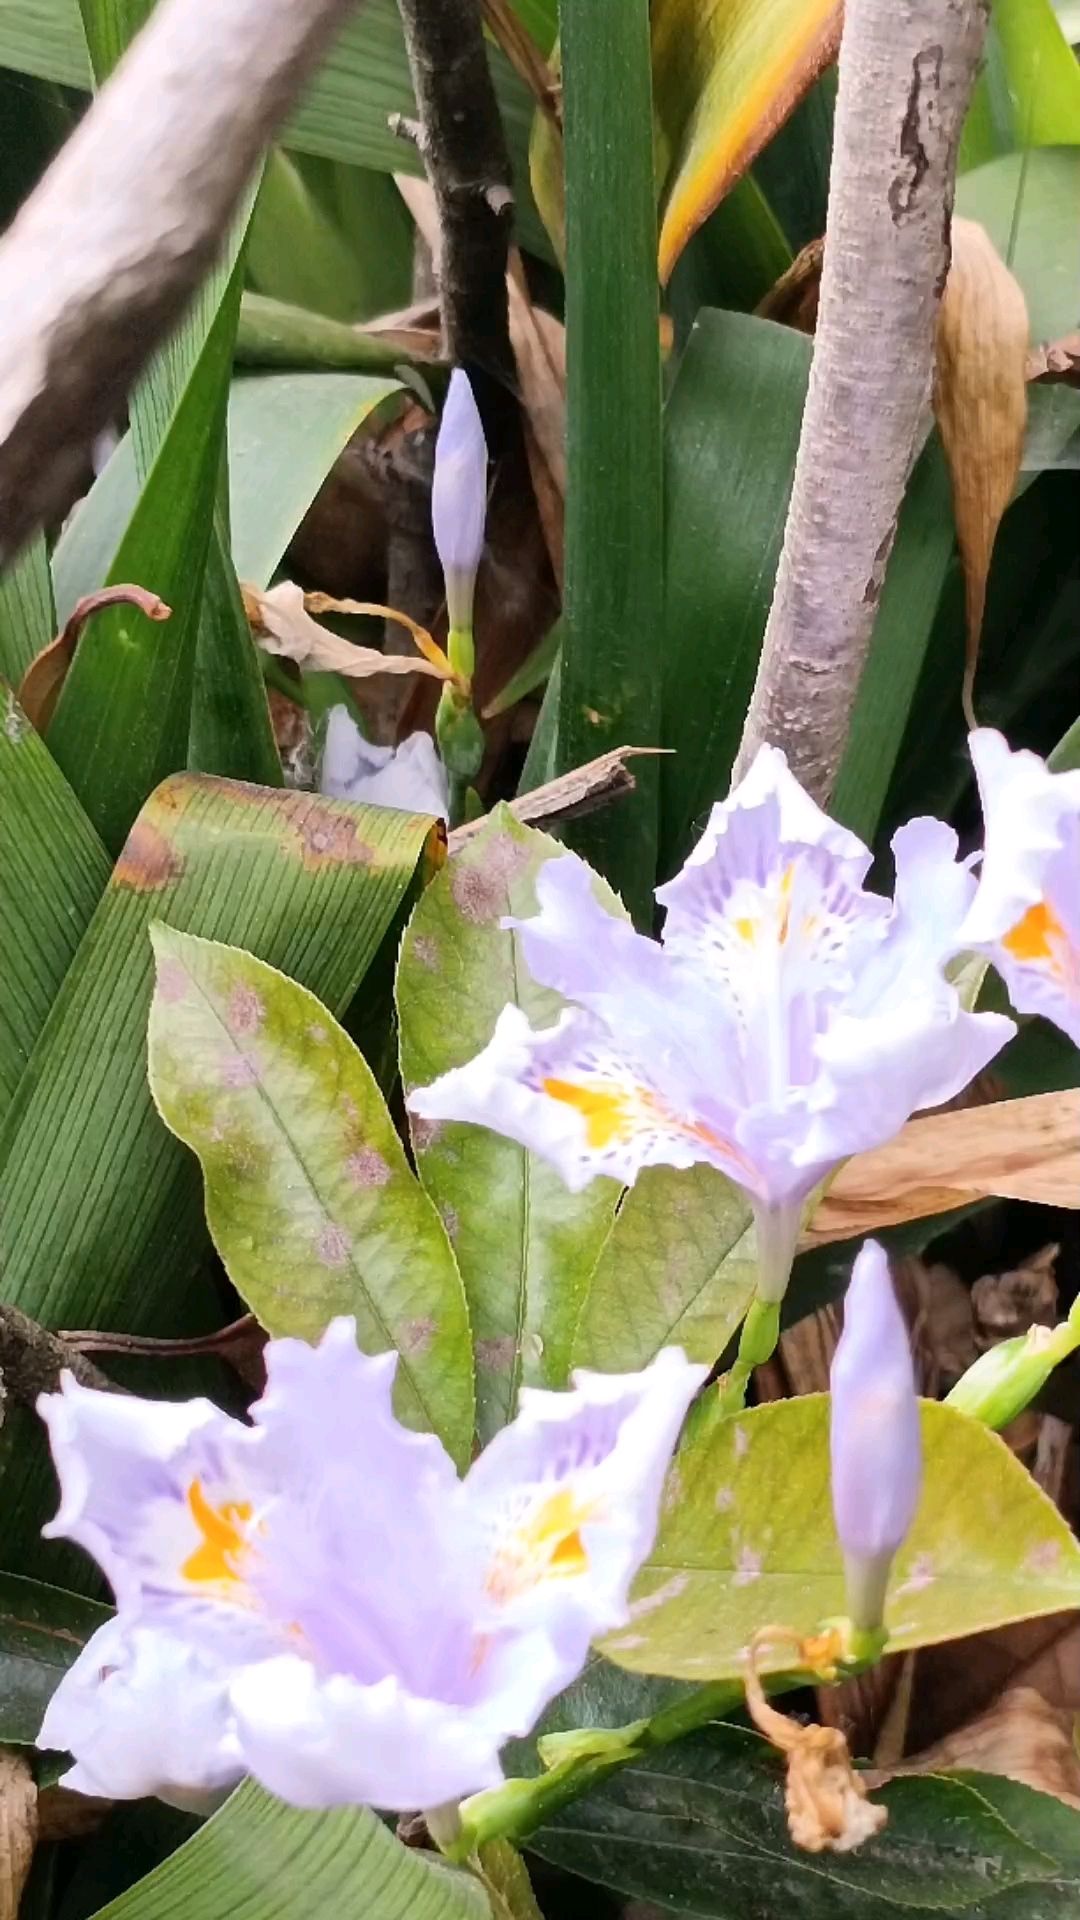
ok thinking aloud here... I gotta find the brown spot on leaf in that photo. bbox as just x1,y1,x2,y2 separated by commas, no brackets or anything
293,798,377,870
400,1317,435,1357
410,1114,444,1152
441,1205,460,1243
411,934,440,970
346,1147,392,1188
476,1336,516,1373
221,1054,261,1089
228,984,265,1037
114,819,186,891
450,834,531,924
316,1223,352,1268
156,957,189,1004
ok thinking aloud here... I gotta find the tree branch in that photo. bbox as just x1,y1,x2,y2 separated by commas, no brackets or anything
0,0,362,562
0,1306,115,1417
733,0,990,803
395,0,516,405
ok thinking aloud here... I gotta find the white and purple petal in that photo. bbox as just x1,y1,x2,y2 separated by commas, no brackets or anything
465,1348,706,1640
39,1619,243,1810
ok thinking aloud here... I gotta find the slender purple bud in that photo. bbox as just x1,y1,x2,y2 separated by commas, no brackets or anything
432,368,488,636
830,1239,921,1630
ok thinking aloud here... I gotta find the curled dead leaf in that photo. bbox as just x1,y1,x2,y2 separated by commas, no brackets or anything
1025,331,1080,386
17,585,171,732
755,237,824,333
802,1092,1080,1248
872,1687,1080,1809
933,218,1029,729
0,1749,37,1920
744,1636,888,1853
244,581,453,685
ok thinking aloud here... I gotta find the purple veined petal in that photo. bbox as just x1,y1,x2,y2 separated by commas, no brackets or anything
960,729,1080,1044
683,743,871,871
432,367,488,632
408,1002,759,1196
802,993,1015,1174
463,1348,707,1640
830,1240,922,1629
229,1656,507,1811
38,1618,243,1810
37,1376,265,1619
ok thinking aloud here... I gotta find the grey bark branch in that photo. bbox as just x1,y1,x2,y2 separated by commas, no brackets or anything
0,1305,115,1422
396,0,516,402
733,0,990,803
0,0,363,561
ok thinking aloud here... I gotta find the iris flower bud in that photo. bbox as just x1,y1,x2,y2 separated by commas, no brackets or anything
946,1316,1079,1431
830,1240,922,1632
432,368,488,653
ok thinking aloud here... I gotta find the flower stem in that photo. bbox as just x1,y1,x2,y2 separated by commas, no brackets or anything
717,1296,781,1417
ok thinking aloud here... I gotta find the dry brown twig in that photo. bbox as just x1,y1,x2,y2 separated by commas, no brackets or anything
0,0,364,559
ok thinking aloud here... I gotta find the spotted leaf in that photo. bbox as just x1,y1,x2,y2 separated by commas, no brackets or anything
148,927,474,1467
600,1397,1080,1679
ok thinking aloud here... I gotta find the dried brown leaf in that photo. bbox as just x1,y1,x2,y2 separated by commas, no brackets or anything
1025,330,1080,385
801,1093,1080,1248
244,581,448,683
0,1749,37,1920
17,584,171,732
880,1687,1080,1808
933,218,1029,728
907,1614,1080,1753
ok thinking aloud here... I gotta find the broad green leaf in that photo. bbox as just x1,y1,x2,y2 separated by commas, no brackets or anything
248,151,414,324
0,535,54,684
659,309,807,877
956,148,1080,345
961,0,1080,171
87,1779,490,1920
398,809,618,1443
573,1166,755,1375
247,148,382,323
0,777,439,1580
600,1397,1080,1680
653,0,841,280
51,433,139,625
0,689,110,1122
187,490,283,787
558,0,663,921
148,928,473,1464
530,1720,1080,1918
236,291,425,375
46,259,243,853
0,1572,110,1744
667,173,793,331
227,371,404,589
76,0,278,791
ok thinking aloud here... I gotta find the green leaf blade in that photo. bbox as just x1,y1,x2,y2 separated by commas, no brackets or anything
557,0,664,919
88,1779,491,1920
398,809,619,1444
572,1164,756,1375
529,1721,1080,1918
45,264,244,854
0,778,439,1580
0,688,110,1123
148,926,474,1466
0,1572,110,1746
